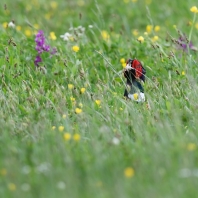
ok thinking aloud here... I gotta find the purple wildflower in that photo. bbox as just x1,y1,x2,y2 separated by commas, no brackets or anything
34,30,57,66
176,35,195,52
35,30,50,54
50,47,57,58
34,55,42,66
51,47,57,55
43,44,50,52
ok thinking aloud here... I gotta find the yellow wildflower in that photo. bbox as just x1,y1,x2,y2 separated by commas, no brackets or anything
75,108,82,114
132,29,138,36
0,168,7,176
77,0,85,6
68,84,74,90
8,183,16,191
33,24,39,29
173,25,177,29
137,36,144,42
45,13,51,20
73,133,81,141
4,10,10,16
16,25,21,31
123,0,130,3
154,25,160,32
122,63,126,68
120,58,125,64
181,71,185,76
58,126,64,132
72,45,80,52
145,0,152,4
195,23,198,29
133,93,138,100
124,167,135,178
70,97,76,102
79,103,83,108
63,133,71,141
190,6,198,13
50,1,58,9
120,107,123,111
152,36,159,42
96,181,103,187
80,87,86,94
101,30,110,41
187,143,196,151
24,29,32,37
62,114,67,119
95,100,101,106
188,21,192,26
49,32,57,40
52,126,56,130
193,22,198,28
26,5,32,11
2,22,8,29
146,25,153,34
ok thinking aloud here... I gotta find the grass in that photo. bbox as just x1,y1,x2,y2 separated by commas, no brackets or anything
0,0,198,197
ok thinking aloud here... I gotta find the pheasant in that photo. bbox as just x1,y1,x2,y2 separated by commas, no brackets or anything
123,58,146,102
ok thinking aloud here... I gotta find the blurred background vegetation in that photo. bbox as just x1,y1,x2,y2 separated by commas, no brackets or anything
1,0,198,198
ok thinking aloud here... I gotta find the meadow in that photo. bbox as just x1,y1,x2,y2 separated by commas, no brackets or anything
1,0,198,197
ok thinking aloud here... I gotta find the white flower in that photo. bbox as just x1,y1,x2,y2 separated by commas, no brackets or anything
21,183,31,191
178,168,191,178
57,181,66,190
112,137,120,145
179,168,198,178
88,25,93,28
36,162,51,173
78,33,83,37
8,21,15,28
78,26,85,32
128,92,145,102
60,32,72,41
21,165,31,174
